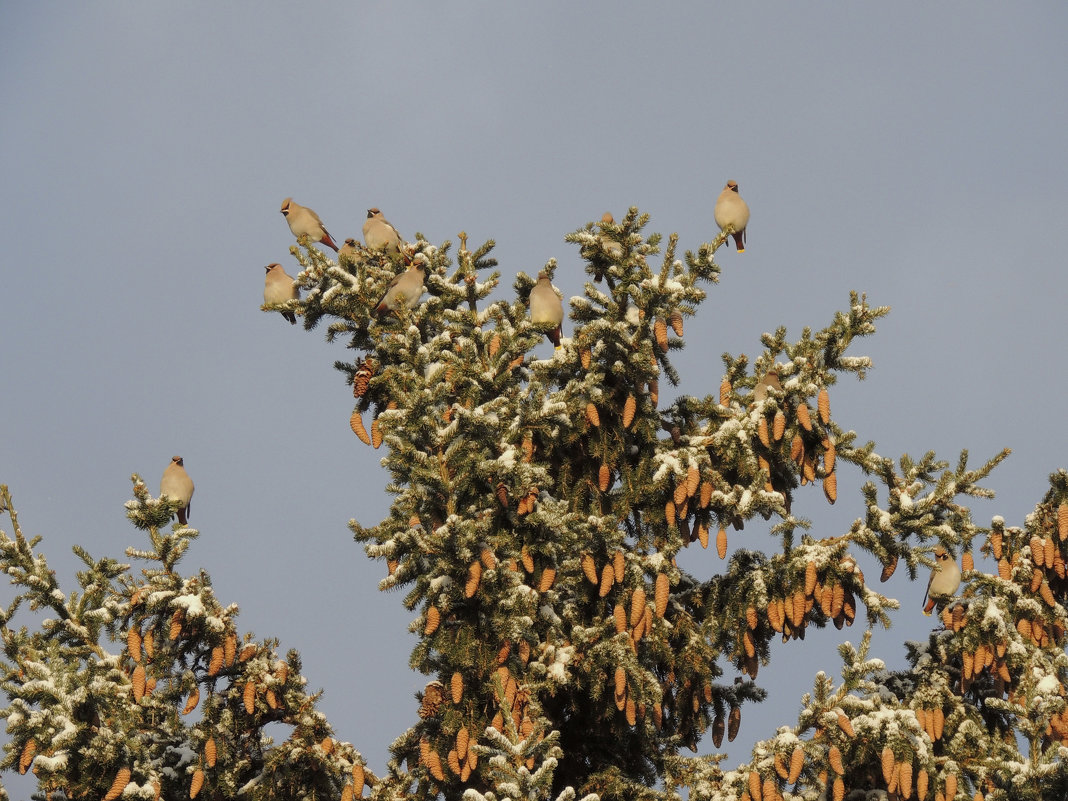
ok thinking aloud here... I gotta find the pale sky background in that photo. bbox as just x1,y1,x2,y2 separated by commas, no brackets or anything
2,3,1067,797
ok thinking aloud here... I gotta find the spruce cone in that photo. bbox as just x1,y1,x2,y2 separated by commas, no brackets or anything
614,666,627,707
169,610,183,640
818,388,831,424
538,567,556,592
190,768,205,799
425,749,445,782
18,739,35,774
489,334,501,359
881,555,898,582
105,768,132,801
205,737,217,767
586,402,600,427
654,318,669,351
243,680,256,714
599,463,611,491
717,527,728,559
772,410,786,441
758,416,771,448
879,747,895,785
224,632,237,666
697,520,709,548
183,687,200,715
654,573,669,617
630,587,647,627
699,480,713,508
451,672,463,704
728,705,741,741
1059,502,1068,540
127,626,142,662
720,378,732,406
581,553,599,584
686,465,700,497
352,359,375,398
836,710,854,737
350,410,371,445
420,681,445,718
599,564,615,597
623,394,637,428
823,472,837,504
796,402,813,431
132,664,146,703
828,745,844,775
425,606,441,635
823,437,836,472
945,772,958,800
917,769,928,800
748,770,762,801
208,645,224,676
465,560,482,598
371,417,383,449
669,309,684,336
788,745,804,784
1041,579,1056,606
353,764,366,796
804,561,818,596
613,603,627,633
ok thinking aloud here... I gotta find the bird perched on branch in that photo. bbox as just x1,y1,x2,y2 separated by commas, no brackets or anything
363,208,404,259
375,263,426,316
529,270,564,347
160,456,194,526
263,263,298,324
280,197,339,251
714,180,749,252
922,546,961,615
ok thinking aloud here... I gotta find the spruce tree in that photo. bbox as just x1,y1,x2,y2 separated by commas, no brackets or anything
2,209,1067,801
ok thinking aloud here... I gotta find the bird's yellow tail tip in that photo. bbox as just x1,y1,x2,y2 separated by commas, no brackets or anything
737,248,745,253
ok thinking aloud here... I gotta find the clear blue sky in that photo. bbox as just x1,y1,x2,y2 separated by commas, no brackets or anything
2,3,1067,795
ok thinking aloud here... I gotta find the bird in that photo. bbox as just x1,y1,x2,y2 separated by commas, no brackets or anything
263,263,299,324
752,371,782,403
375,263,426,316
529,270,564,347
280,197,339,251
160,456,194,526
714,180,749,252
922,546,962,615
593,212,624,282
339,238,361,266
363,208,404,259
